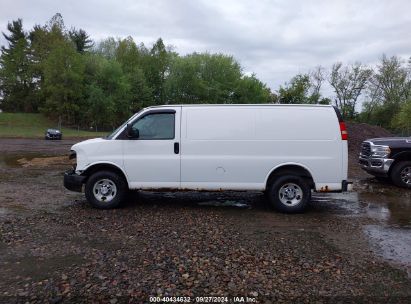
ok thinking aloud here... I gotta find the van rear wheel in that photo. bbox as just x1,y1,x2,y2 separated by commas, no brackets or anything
267,175,311,213
85,170,127,209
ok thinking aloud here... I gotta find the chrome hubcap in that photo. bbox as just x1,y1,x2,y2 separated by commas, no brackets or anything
279,183,303,206
93,179,117,202
400,167,411,184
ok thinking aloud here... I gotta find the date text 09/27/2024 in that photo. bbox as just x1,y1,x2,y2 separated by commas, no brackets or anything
149,295,258,303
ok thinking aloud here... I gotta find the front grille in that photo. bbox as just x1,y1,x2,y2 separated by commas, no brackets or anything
359,159,368,166
361,142,371,158
47,134,60,138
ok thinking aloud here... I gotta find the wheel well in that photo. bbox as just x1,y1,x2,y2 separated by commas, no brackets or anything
82,164,128,185
389,155,411,175
266,165,314,190
393,152,411,162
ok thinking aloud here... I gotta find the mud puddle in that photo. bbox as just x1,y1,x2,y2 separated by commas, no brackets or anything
311,190,411,277
313,191,411,227
133,191,261,210
319,188,411,278
0,254,85,286
0,153,70,168
197,200,251,208
365,225,411,277
359,191,411,227
359,190,411,277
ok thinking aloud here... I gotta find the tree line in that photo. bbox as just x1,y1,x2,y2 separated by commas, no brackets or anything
276,58,411,132
1,14,410,132
0,14,273,130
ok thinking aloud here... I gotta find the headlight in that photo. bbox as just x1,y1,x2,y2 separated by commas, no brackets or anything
371,145,391,157
69,150,77,170
69,150,76,160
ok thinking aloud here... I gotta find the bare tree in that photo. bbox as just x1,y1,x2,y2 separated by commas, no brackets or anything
329,62,372,118
309,65,326,99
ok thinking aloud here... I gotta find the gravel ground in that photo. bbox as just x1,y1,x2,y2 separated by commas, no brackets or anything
0,138,410,303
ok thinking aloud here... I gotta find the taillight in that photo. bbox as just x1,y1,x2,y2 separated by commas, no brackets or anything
340,122,348,140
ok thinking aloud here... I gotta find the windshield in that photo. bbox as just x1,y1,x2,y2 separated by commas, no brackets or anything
106,110,143,139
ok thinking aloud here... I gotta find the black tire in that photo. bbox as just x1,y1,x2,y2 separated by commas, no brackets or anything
390,161,411,189
266,175,311,213
85,170,128,209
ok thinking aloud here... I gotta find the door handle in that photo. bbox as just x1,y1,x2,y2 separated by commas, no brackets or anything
174,142,179,154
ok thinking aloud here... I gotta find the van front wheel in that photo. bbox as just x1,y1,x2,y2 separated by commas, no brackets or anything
267,175,311,213
85,171,127,209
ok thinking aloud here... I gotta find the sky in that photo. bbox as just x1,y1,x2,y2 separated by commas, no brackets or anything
1,0,410,99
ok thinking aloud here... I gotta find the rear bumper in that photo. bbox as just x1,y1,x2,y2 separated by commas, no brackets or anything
342,180,353,192
64,169,86,192
315,180,353,192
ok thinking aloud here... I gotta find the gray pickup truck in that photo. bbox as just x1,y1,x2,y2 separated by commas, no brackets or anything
359,137,411,188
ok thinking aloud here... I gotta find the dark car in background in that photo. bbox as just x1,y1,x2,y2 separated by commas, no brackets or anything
45,129,62,140
359,137,411,188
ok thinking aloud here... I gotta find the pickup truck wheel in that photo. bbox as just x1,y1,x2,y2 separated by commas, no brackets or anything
267,175,311,213
85,171,127,209
390,161,411,189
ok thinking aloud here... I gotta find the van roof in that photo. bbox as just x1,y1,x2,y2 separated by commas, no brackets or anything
146,104,333,109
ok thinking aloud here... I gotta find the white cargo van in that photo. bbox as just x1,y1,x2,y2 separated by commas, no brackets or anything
64,104,350,213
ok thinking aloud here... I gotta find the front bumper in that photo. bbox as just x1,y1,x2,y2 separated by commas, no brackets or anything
64,169,86,192
46,134,62,139
359,156,394,176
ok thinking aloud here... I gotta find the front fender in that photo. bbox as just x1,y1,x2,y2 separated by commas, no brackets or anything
392,151,411,162
80,161,130,183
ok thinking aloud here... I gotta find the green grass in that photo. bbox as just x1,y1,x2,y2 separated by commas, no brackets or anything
0,113,107,138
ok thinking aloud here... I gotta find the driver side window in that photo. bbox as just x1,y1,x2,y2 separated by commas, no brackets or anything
132,113,175,140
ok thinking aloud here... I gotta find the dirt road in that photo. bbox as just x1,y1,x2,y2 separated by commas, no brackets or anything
0,138,410,303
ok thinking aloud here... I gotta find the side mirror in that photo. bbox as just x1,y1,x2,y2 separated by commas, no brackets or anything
126,124,139,138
